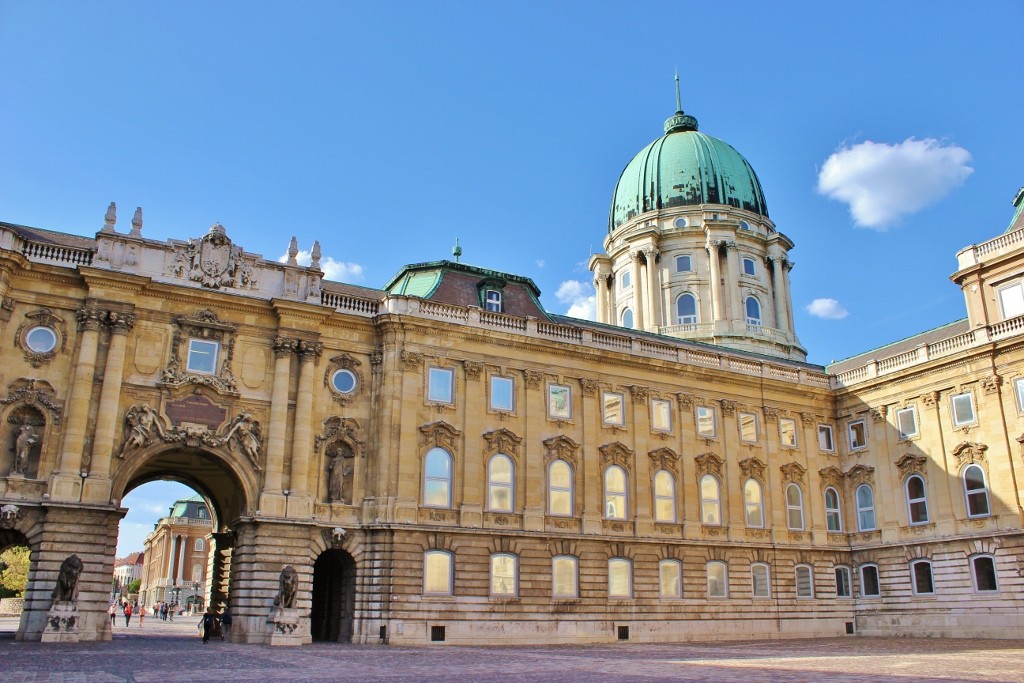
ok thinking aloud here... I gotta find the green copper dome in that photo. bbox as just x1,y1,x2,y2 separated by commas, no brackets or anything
609,110,768,232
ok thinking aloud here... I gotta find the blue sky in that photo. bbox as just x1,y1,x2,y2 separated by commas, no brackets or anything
2,2,1022,553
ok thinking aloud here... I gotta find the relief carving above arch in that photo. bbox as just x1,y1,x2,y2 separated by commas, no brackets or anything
419,421,461,456
542,435,579,467
951,441,987,470
694,452,723,478
160,309,238,395
780,461,807,485
739,456,766,482
648,447,679,475
818,466,843,492
599,441,633,470
895,452,928,478
482,427,522,458
845,463,875,487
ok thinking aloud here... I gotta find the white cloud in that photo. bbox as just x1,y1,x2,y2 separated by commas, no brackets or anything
806,298,849,320
536,259,546,269
278,249,365,283
817,138,973,229
555,279,596,320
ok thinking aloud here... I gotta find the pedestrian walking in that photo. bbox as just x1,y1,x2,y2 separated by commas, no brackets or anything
107,603,117,626
199,608,216,644
168,603,175,621
220,607,232,641
124,601,133,627
160,602,168,621
138,604,145,627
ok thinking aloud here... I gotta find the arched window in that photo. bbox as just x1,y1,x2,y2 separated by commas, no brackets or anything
751,563,770,598
604,465,627,520
608,558,632,598
548,460,573,516
659,559,682,598
423,447,453,508
423,550,453,595
487,454,514,512
194,537,205,552
745,296,761,326
707,560,728,598
653,470,675,523
971,555,998,592
963,464,990,518
786,483,805,530
490,553,517,596
795,564,814,597
700,474,721,525
824,487,842,532
552,555,578,598
856,484,876,531
905,474,929,524
743,478,764,528
910,559,934,595
621,308,634,329
676,293,697,325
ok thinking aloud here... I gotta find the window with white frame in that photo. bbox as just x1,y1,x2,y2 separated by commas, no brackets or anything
191,564,203,583
490,553,517,596
848,420,867,450
700,474,722,525
896,407,918,439
675,254,692,272
707,560,728,598
972,555,998,592
552,555,578,598
911,559,934,595
751,563,770,598
548,460,573,516
651,398,672,432
743,478,764,528
194,537,205,552
676,293,697,324
860,564,880,597
963,464,991,517
742,257,757,276
620,271,631,290
427,367,454,404
487,454,514,512
856,484,876,531
998,282,1024,320
423,550,453,595
738,412,757,443
621,308,634,329
835,566,852,598
659,559,682,598
1016,378,1024,413
603,391,625,426
484,289,502,312
696,406,716,437
653,470,676,523
779,417,797,447
786,483,805,530
608,558,632,598
423,447,453,508
824,487,842,532
489,375,514,412
604,465,627,520
951,392,976,426
795,564,814,597
548,383,571,419
905,474,929,525
818,424,835,452
186,339,219,374
745,296,762,325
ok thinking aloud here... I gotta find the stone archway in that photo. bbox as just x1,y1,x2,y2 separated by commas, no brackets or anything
310,549,356,643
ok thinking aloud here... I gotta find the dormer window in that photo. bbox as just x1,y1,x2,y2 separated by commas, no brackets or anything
485,289,502,312
186,339,219,374
476,279,506,312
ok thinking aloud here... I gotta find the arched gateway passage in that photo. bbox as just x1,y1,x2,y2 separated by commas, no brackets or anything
310,549,356,642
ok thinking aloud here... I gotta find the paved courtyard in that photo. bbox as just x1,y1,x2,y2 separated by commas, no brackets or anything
2,617,1024,682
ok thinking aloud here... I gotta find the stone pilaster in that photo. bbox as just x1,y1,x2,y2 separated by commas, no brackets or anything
287,339,322,518
706,240,724,322
643,247,661,330
725,242,741,323
261,337,295,516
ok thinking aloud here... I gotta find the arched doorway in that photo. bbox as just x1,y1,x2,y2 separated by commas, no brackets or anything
310,549,355,643
0,528,31,638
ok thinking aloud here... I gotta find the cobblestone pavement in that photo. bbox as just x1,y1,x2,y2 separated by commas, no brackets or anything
2,619,1023,682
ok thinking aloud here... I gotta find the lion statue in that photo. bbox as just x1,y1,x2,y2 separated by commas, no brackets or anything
273,565,298,609
51,554,84,605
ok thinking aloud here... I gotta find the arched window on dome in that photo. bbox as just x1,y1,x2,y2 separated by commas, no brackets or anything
745,296,762,326
676,293,697,325
621,308,634,329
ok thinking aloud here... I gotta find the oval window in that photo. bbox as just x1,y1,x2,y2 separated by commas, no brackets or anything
331,369,357,394
26,326,57,353
673,217,688,228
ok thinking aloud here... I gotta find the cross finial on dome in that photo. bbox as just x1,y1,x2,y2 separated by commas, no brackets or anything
675,69,682,113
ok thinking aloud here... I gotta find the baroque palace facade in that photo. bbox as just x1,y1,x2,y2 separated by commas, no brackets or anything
0,103,1023,645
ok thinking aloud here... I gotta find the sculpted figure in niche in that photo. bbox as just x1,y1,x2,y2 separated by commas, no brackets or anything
326,441,354,504
119,405,165,457
51,554,84,605
12,425,36,475
225,413,262,470
273,565,298,609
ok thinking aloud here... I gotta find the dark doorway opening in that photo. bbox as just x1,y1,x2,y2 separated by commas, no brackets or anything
311,549,355,643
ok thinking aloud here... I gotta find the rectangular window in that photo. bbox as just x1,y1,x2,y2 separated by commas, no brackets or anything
835,567,851,598
751,564,770,598
427,367,454,404
1016,378,1024,413
779,418,797,447
738,412,757,443
651,399,672,432
423,551,453,595
675,254,692,272
489,375,514,412
742,257,756,276
602,392,625,426
860,565,880,597
998,282,1024,319
911,560,934,595
620,271,631,290
552,556,578,598
818,424,834,452
707,562,728,598
795,565,814,598
484,290,502,312
696,406,716,437
896,407,918,439
548,384,571,419
608,559,632,599
951,392,976,426
186,339,219,374
848,420,866,450
490,555,517,596
659,560,682,598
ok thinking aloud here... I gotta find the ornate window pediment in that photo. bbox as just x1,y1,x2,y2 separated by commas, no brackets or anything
951,441,987,469
780,462,807,485
739,456,766,482
161,310,238,395
419,421,461,455
845,464,875,487
895,453,928,478
648,447,679,475
695,452,723,478
599,441,633,469
483,428,522,458
543,435,579,467
818,466,843,491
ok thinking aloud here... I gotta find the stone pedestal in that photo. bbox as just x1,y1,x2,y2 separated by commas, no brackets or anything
41,602,79,643
266,607,302,646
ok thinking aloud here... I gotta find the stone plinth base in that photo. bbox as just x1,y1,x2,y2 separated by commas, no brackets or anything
266,607,301,646
41,603,79,643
